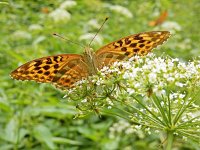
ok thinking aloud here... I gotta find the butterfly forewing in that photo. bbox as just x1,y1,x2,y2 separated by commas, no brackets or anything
11,54,88,88
96,31,170,68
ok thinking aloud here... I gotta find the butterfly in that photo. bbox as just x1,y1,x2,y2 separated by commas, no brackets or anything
149,10,168,27
10,31,170,89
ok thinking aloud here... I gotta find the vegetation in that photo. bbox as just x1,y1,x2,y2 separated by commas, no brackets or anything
0,0,200,149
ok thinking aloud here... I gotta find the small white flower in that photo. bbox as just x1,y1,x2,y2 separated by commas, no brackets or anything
172,58,179,62
167,77,175,82
135,125,142,129
60,0,77,9
174,100,178,104
33,36,46,45
88,19,101,29
180,100,184,105
182,136,188,141
155,130,159,133
49,8,71,23
160,90,166,95
81,99,87,103
125,128,134,134
161,101,164,107
79,33,103,45
178,62,186,69
134,83,141,88
107,99,114,106
123,72,130,79
175,82,186,87
127,88,135,94
174,132,179,135
12,30,32,40
179,93,185,99
108,106,112,109
29,24,43,31
148,73,157,83
96,78,103,85
105,4,133,18
145,128,151,134
161,21,182,33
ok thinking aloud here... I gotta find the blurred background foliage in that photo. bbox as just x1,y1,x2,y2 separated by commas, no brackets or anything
0,0,200,149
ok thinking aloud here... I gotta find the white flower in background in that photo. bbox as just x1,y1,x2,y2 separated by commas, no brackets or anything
160,21,182,33
88,19,101,29
79,33,103,45
60,0,77,9
28,24,43,31
105,4,133,18
12,30,32,40
32,36,46,45
109,120,135,139
49,8,71,23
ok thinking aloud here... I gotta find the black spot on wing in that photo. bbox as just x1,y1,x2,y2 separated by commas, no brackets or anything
130,43,137,47
125,38,131,44
43,65,50,70
54,64,59,69
133,49,139,52
34,60,42,67
125,52,130,56
53,56,59,63
44,71,50,76
46,58,52,64
117,40,123,46
121,47,127,51
139,44,145,48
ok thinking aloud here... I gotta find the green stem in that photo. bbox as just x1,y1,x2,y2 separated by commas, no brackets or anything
166,131,174,150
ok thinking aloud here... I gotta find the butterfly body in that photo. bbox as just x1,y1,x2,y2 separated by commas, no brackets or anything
83,46,99,75
11,31,170,89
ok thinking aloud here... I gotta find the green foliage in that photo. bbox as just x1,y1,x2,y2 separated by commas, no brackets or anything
0,0,200,149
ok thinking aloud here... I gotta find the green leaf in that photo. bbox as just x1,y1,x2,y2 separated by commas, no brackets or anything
33,124,56,149
0,90,12,112
4,117,18,143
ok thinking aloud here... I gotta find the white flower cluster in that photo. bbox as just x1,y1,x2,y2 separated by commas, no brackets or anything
66,54,200,141
104,4,133,18
100,54,200,97
109,120,135,139
49,0,77,23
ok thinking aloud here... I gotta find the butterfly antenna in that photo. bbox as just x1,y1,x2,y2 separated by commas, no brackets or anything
88,17,109,46
53,33,84,48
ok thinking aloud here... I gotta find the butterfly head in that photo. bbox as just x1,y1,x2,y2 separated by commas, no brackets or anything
84,46,94,58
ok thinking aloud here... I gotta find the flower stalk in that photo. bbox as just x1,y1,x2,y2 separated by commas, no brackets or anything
166,131,174,150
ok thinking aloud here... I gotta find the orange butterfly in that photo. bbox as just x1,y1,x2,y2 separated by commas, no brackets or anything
149,10,168,27
11,31,170,89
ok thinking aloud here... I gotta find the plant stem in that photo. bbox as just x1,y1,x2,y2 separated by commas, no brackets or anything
166,131,174,150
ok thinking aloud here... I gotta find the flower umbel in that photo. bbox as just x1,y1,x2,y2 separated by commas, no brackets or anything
65,54,200,146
